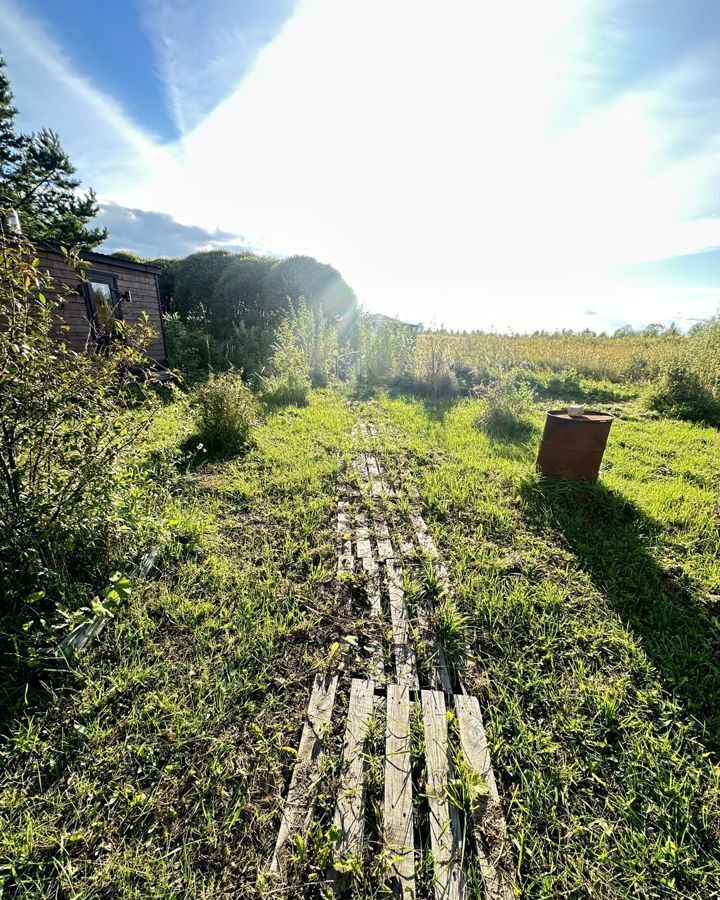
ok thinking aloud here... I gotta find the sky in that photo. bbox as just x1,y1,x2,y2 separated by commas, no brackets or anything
1,0,719,333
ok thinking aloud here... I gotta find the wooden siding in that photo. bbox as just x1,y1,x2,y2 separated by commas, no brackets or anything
38,248,166,363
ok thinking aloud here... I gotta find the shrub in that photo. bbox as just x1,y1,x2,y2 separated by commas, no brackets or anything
193,371,256,452
0,232,162,636
172,250,234,323
643,362,720,425
164,311,208,375
689,316,720,400
475,371,536,438
211,253,278,333
544,367,582,397
412,332,460,398
260,317,312,406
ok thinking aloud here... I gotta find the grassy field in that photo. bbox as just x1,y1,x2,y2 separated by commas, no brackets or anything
2,385,720,897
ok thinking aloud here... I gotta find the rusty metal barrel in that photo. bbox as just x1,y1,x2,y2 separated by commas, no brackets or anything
537,409,614,482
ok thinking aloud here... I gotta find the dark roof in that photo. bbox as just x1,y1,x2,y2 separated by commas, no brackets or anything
37,240,161,275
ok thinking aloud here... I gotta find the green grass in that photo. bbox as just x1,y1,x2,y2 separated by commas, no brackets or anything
2,384,720,897
372,392,720,897
0,391,358,897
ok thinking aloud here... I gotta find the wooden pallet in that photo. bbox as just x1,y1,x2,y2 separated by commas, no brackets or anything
271,678,512,899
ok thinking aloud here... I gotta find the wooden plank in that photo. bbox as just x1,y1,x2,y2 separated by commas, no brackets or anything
356,512,385,680
415,595,453,694
411,512,438,558
355,515,376,573
421,690,464,900
352,452,369,478
355,512,381,615
374,517,395,564
337,501,354,575
384,683,416,897
411,512,450,583
271,674,338,874
363,452,388,497
399,539,415,558
333,679,375,860
454,694,514,900
386,560,419,689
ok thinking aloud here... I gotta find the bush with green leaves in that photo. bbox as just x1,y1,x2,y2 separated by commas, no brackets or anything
689,316,720,400
164,311,209,375
474,370,536,438
643,361,720,425
292,300,337,387
193,371,256,452
172,250,235,325
0,230,162,640
260,316,312,406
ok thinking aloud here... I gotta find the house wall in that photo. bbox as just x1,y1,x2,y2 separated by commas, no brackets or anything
38,248,166,363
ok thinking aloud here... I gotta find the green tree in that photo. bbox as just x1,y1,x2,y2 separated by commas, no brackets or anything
211,253,278,333
0,53,105,247
173,250,235,324
147,257,179,312
265,255,358,335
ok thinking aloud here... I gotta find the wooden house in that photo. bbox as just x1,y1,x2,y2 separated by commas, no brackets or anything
38,243,167,363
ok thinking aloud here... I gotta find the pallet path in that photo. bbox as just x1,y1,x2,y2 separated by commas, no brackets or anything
269,422,513,898
270,673,338,874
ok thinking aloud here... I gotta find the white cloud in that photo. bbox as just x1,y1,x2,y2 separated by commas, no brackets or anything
134,0,296,134
2,0,720,332
0,0,169,186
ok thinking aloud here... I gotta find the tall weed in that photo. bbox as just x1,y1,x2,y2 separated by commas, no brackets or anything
260,316,311,406
475,370,536,438
193,371,256,452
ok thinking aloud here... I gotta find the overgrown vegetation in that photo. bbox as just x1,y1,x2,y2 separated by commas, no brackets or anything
148,248,358,380
0,230,165,661
2,382,719,898
474,370,536,439
644,358,720,425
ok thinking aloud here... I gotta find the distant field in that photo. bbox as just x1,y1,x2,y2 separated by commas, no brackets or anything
2,384,719,898
418,330,684,382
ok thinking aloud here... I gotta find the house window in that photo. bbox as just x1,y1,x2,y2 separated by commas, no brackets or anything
84,271,122,342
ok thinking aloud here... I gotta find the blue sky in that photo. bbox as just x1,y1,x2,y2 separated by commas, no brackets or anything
1,0,719,332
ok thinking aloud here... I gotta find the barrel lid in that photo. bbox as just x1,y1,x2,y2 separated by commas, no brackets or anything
547,410,614,422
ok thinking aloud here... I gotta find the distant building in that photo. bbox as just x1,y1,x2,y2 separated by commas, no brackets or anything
365,312,423,333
